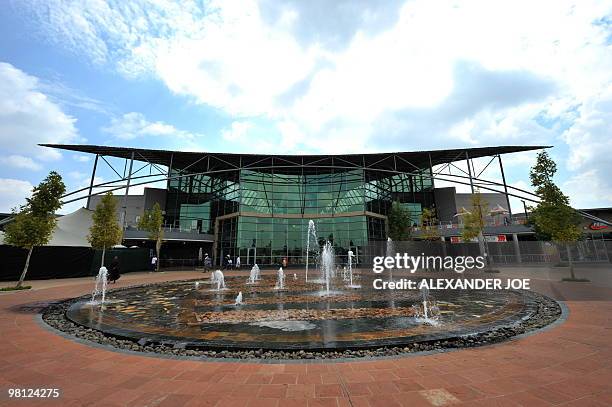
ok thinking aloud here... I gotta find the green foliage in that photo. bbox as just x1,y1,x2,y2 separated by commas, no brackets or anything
462,190,488,241
0,285,32,291
529,152,581,243
420,207,440,241
4,171,65,287
88,193,122,250
139,203,164,270
4,171,66,249
388,201,412,240
4,211,56,249
139,203,164,240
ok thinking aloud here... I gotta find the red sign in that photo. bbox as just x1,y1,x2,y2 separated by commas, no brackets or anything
589,222,609,230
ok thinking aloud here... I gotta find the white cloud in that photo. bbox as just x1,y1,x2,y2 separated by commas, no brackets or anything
0,62,80,162
13,0,612,206
73,155,91,163
0,155,42,171
103,112,204,148
561,85,612,208
221,121,253,142
563,170,612,209
0,178,34,212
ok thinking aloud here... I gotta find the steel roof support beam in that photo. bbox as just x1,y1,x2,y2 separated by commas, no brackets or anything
466,151,475,193
86,154,99,210
121,151,135,231
498,154,513,217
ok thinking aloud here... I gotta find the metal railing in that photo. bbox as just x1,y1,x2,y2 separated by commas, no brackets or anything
413,217,525,231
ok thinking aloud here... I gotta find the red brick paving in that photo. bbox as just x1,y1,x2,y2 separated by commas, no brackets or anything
0,270,611,406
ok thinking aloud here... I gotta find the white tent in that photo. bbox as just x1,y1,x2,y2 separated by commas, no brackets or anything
453,207,472,217
46,207,94,247
0,208,95,247
489,204,509,216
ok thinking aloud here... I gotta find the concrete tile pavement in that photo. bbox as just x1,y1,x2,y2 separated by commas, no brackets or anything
0,269,611,406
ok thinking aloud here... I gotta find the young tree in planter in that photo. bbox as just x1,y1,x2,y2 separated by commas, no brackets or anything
462,189,488,240
388,201,412,241
138,203,164,271
88,193,122,268
529,151,582,280
4,171,65,288
420,207,440,241
462,189,489,268
419,208,441,270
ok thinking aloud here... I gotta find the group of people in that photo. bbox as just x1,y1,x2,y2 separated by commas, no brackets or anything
223,255,241,270
200,254,240,272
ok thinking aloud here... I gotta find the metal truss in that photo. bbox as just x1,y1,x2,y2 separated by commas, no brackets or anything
60,151,612,228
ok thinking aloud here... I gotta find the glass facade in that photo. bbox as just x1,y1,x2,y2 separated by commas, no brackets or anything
164,166,434,266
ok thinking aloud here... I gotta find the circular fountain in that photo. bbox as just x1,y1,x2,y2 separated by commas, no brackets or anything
61,272,560,353
46,222,562,359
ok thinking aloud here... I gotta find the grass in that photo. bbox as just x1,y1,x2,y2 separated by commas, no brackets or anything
0,285,32,292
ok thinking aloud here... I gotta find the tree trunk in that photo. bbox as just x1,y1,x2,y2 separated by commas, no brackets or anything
156,236,162,272
16,246,34,288
478,231,488,270
566,244,576,279
101,246,106,268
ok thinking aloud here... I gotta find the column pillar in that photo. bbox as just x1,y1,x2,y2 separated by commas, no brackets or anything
465,151,475,193
121,151,135,231
466,151,486,262
86,154,99,210
166,153,174,191
498,155,512,218
513,233,522,263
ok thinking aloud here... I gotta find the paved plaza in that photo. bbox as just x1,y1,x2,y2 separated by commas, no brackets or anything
1,267,611,407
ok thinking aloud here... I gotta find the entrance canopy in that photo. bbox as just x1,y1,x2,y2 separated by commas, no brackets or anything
41,144,548,174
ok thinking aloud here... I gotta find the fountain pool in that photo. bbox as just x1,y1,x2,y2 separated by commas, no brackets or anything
65,273,560,352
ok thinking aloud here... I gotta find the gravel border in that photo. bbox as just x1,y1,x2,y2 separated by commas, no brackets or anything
39,283,565,363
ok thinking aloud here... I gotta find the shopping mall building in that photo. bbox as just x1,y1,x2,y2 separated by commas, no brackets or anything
38,144,570,267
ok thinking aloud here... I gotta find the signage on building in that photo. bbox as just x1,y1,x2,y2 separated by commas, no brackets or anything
450,235,507,243
589,222,609,231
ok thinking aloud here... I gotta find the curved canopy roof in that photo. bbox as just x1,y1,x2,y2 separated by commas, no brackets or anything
41,144,548,175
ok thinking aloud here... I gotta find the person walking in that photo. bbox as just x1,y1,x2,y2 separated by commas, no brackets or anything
108,256,121,283
151,255,158,272
235,256,241,270
203,254,212,273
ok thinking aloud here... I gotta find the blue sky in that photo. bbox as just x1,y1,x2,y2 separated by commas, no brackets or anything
0,0,611,214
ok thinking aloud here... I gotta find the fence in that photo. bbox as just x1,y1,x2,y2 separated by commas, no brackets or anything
179,240,612,270
230,240,612,268
0,246,151,281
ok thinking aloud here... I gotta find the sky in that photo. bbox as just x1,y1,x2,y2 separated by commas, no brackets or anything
0,0,611,214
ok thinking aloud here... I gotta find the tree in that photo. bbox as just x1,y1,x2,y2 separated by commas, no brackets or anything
462,189,489,267
462,189,488,241
88,193,122,268
420,207,440,241
388,201,412,240
529,151,582,279
419,208,441,271
4,171,65,288
138,203,164,271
